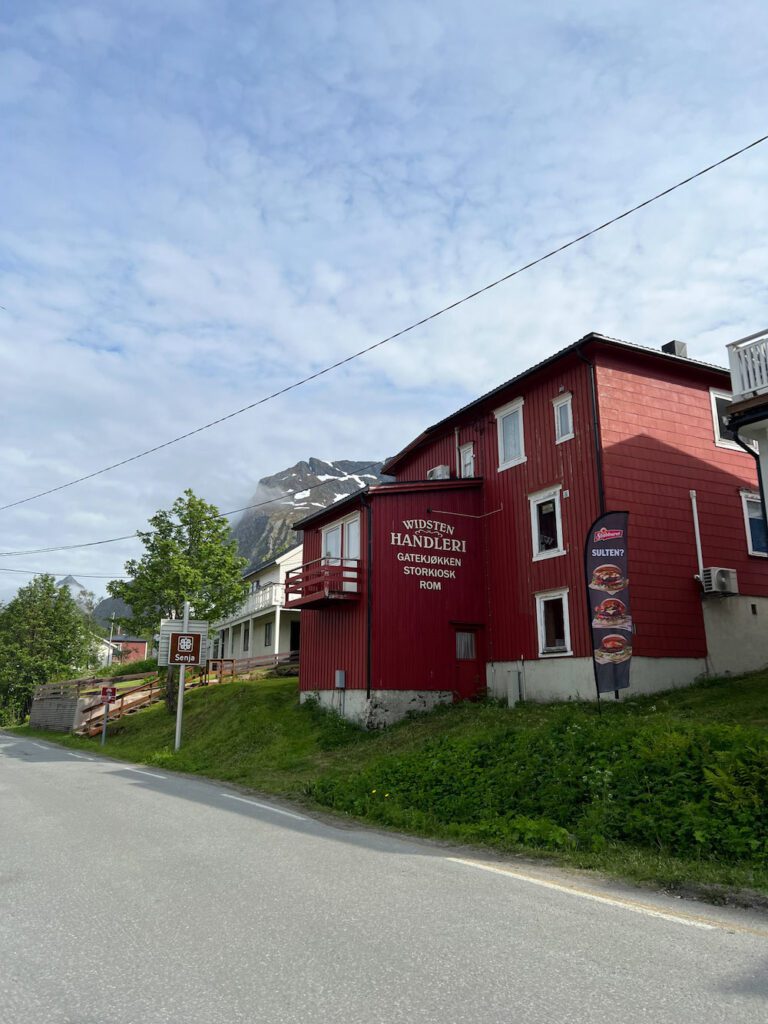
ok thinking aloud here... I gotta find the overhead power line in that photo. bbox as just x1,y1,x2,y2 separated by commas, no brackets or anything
0,462,385,558
0,567,128,578
2,131,767,516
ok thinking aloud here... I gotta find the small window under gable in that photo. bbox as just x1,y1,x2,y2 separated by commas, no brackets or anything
741,491,768,557
529,485,565,560
552,392,574,443
495,398,526,471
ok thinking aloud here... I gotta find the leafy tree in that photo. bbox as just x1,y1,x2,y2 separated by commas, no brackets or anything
107,489,247,712
0,575,96,722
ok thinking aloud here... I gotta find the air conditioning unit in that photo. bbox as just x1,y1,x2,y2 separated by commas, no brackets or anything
701,567,739,595
426,464,451,480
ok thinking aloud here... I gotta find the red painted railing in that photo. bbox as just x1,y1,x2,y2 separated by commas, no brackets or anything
285,557,361,605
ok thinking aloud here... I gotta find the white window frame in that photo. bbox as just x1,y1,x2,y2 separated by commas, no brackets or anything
552,392,574,444
741,490,768,557
264,621,273,648
710,388,754,452
242,623,250,652
529,484,565,561
535,588,572,658
321,512,361,560
495,398,526,471
459,442,475,479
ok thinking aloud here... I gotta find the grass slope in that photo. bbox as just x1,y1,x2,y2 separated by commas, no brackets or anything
16,671,768,899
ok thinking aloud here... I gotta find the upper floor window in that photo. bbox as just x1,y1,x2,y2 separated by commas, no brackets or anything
322,513,361,562
710,388,741,450
459,442,475,478
741,491,768,557
552,393,574,443
529,485,565,560
495,398,526,471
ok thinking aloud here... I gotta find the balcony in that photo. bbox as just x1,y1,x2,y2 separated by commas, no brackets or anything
728,330,768,407
285,557,362,608
213,582,284,630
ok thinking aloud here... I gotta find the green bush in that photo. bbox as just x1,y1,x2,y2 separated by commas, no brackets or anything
100,657,158,678
306,714,768,863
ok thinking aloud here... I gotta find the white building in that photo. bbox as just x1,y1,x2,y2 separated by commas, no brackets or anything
212,545,302,662
727,328,768,549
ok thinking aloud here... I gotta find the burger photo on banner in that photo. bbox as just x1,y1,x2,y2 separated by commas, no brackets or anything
584,513,632,695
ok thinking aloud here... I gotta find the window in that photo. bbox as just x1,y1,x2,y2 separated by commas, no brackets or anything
242,624,250,652
264,621,273,647
459,442,475,479
710,388,744,450
742,491,768,556
552,393,574,443
455,631,476,660
529,485,565,560
535,589,572,657
322,513,361,592
495,398,526,470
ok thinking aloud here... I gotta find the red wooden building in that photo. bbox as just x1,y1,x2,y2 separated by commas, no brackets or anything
286,333,768,726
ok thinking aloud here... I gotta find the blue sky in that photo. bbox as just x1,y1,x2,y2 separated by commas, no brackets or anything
1,0,767,598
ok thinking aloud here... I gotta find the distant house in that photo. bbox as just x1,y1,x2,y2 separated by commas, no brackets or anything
212,545,302,661
93,636,121,668
111,636,150,665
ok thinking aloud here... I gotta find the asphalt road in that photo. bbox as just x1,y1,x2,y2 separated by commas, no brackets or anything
1,732,767,1024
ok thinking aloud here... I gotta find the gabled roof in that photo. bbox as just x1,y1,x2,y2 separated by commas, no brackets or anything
382,331,729,474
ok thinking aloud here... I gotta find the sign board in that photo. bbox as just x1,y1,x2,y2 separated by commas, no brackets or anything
169,632,202,665
584,512,633,696
158,618,209,667
101,686,117,704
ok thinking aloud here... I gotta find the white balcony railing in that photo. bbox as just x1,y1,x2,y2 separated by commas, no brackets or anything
214,582,284,629
728,330,768,401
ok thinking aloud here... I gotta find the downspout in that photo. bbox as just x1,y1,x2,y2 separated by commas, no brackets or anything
364,497,373,699
576,347,606,514
731,411,768,531
454,426,461,478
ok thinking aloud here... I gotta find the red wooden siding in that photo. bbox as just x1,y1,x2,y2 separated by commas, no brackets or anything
596,350,766,658
371,484,485,692
296,502,369,692
393,354,601,662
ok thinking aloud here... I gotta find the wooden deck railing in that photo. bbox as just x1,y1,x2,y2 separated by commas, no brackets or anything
285,557,361,604
728,330,768,400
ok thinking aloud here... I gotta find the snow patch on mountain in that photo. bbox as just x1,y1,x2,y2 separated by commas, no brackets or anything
229,458,390,570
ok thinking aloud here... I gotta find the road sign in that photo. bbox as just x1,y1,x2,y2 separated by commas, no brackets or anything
101,686,117,704
169,632,202,665
158,618,208,666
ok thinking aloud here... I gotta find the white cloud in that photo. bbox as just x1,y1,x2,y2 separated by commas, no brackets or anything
0,0,767,599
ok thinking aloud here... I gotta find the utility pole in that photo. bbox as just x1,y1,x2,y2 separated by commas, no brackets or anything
107,613,116,667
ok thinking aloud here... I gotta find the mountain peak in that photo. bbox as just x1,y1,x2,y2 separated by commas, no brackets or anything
230,457,389,570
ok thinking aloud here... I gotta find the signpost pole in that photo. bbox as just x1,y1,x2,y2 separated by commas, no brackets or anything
101,701,109,746
174,600,190,753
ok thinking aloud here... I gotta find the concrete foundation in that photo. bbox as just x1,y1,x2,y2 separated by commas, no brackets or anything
300,688,453,728
702,594,768,676
486,656,707,704
28,695,91,733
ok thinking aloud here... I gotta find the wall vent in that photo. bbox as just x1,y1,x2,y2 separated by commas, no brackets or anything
426,464,450,480
701,567,739,595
